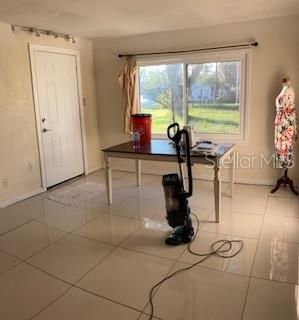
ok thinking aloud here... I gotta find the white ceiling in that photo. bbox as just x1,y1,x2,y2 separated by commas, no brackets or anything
0,0,299,38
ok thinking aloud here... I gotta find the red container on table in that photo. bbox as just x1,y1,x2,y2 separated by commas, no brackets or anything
131,113,152,144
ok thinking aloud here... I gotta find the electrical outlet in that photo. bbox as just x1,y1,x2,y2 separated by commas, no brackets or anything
2,177,8,188
28,161,33,173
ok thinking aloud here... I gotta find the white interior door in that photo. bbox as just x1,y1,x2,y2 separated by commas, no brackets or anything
33,50,84,187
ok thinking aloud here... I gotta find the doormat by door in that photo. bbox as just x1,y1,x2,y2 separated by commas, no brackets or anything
47,181,105,205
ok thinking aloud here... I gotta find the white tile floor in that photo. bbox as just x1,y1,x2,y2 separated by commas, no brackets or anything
0,170,299,320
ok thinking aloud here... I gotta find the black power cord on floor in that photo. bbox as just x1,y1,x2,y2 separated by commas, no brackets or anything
147,213,244,320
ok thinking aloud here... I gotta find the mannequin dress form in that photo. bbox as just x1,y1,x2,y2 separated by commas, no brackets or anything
271,77,298,195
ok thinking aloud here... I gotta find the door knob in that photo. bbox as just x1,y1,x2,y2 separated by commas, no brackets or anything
42,128,52,133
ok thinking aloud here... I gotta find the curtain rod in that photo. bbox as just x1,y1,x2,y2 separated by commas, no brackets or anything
118,41,258,58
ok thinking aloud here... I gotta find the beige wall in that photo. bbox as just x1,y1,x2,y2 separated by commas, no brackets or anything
94,16,299,185
0,22,101,204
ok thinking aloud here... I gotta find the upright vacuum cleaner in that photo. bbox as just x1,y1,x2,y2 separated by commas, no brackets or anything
162,123,194,246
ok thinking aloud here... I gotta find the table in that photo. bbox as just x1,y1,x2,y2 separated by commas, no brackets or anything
102,139,235,223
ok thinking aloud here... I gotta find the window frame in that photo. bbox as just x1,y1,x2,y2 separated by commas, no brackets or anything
137,48,251,142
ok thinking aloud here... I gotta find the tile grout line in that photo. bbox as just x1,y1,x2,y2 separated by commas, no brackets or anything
30,198,149,258
21,221,72,260
139,187,266,319
25,190,299,319
20,180,168,311
68,235,162,315
0,223,71,265
138,204,211,319
0,218,35,237
198,227,262,240
70,193,164,223
27,244,144,318
177,207,257,277
2,174,281,320
249,274,299,287
139,257,178,319
1,213,111,271
73,285,145,314
139,203,220,318
35,210,107,234
0,247,24,277
70,212,148,245
13,196,296,282
240,192,270,320
136,186,195,318
30,284,74,320
26,229,148,318
0,200,80,270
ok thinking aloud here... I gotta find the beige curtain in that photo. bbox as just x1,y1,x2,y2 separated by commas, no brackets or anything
118,56,139,134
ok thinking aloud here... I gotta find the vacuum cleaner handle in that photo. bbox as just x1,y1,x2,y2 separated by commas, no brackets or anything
167,123,193,198
167,123,184,166
180,129,193,198
167,122,181,144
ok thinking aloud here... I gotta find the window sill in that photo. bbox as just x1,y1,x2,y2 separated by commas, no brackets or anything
151,133,247,144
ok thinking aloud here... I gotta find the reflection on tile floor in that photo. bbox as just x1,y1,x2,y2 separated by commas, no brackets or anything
143,262,249,320
179,231,257,276
0,169,299,319
243,278,299,320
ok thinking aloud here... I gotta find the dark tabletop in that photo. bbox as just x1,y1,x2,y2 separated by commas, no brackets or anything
102,139,234,159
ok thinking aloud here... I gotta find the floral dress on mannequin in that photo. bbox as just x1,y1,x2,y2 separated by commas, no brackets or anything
274,83,297,168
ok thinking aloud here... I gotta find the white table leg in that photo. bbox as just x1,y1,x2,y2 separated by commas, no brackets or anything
214,162,222,223
136,160,141,187
104,154,112,205
228,152,235,198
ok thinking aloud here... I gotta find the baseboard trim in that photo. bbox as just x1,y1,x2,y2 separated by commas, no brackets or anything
193,175,297,187
191,174,276,186
86,164,103,175
233,178,275,186
0,187,45,208
103,167,293,187
0,170,294,209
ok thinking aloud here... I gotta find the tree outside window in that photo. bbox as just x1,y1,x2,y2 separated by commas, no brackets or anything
139,60,241,135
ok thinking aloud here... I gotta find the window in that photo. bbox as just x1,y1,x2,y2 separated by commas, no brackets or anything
139,64,184,132
138,50,250,140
